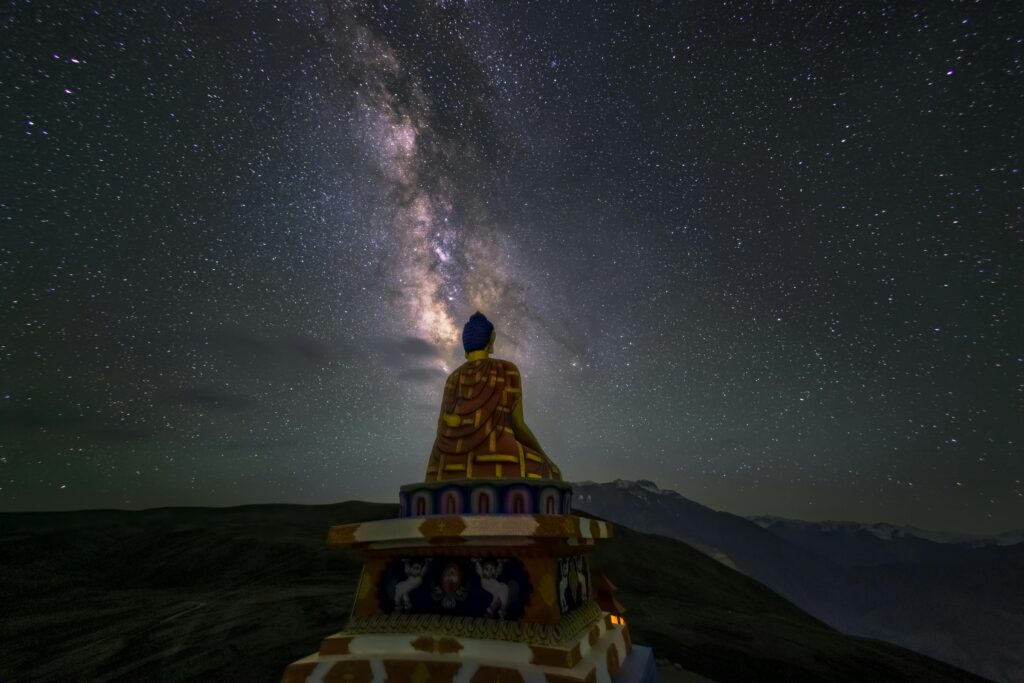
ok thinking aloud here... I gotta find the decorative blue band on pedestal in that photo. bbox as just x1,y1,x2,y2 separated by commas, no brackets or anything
399,479,573,517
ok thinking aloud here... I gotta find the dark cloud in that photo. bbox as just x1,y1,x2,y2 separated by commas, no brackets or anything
373,335,444,362
279,334,333,364
157,387,253,411
208,328,277,358
221,436,304,452
206,328,359,376
397,366,448,383
397,336,444,359
210,328,335,363
372,336,448,384
0,405,152,442
76,425,153,443
0,406,79,434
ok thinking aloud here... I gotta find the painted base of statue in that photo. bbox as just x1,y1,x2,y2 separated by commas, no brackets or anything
280,508,644,683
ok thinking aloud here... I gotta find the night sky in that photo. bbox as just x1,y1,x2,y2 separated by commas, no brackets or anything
2,1,1021,534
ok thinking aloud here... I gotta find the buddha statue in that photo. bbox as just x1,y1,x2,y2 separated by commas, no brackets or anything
425,312,561,482
281,314,647,683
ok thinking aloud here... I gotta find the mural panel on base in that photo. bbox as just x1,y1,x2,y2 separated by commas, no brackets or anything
379,556,532,620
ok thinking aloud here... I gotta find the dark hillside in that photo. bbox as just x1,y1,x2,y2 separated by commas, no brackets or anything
0,503,991,682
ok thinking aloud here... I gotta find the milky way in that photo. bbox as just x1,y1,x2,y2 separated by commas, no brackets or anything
2,1,1021,533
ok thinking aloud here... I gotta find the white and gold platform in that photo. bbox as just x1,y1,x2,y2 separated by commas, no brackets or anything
281,480,655,683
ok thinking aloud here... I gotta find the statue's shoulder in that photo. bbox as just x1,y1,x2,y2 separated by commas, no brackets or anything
491,357,519,373
450,358,519,379
443,366,463,387
491,359,522,386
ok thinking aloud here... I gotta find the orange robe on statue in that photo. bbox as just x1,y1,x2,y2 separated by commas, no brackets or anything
426,358,561,481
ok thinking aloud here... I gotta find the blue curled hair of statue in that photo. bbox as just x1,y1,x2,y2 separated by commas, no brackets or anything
462,312,495,353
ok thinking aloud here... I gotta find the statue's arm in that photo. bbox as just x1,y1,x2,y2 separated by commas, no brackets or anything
438,372,460,427
511,396,547,457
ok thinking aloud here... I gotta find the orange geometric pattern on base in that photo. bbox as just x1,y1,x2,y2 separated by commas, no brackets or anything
382,660,461,682
281,659,318,683
280,612,631,683
323,659,373,683
470,665,527,683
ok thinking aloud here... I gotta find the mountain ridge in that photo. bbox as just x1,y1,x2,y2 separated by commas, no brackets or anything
748,514,1024,547
572,479,1024,683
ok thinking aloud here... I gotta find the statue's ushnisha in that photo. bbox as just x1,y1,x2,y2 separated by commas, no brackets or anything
281,313,655,683
427,312,561,483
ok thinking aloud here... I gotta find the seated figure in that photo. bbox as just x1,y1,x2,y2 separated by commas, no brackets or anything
426,312,561,481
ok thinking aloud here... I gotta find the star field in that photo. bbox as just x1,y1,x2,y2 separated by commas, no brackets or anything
2,1,1021,533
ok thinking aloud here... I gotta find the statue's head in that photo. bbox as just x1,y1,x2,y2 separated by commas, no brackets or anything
462,312,495,354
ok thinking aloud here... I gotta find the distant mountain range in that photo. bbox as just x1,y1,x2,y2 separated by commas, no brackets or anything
747,515,1024,571
0,501,989,683
750,515,1024,550
573,480,1024,683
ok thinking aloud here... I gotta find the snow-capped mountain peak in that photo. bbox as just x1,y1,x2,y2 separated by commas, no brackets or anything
607,478,682,498
749,515,1023,547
